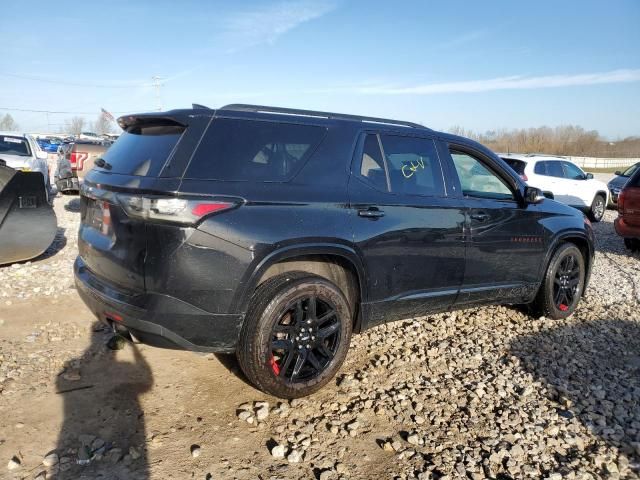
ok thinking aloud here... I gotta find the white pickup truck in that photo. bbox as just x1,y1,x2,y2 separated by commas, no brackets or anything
0,132,51,199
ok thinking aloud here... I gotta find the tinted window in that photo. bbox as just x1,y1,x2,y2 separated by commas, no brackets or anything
534,161,546,175
99,123,184,176
545,161,565,178
622,163,639,177
451,151,514,200
0,136,30,157
503,159,526,175
186,118,325,181
359,134,388,191
380,135,444,196
562,162,585,180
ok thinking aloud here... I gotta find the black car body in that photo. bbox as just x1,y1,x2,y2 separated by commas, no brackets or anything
608,162,640,205
74,104,595,396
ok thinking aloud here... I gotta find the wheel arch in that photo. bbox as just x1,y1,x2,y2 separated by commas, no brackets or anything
231,244,366,333
543,231,594,295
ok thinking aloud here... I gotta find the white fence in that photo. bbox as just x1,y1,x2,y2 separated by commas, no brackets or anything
567,156,640,169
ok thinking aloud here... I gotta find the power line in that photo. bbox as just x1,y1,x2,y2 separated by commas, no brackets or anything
0,72,148,89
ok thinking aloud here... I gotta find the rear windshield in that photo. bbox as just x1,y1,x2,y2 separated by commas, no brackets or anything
0,136,31,157
96,123,184,176
185,118,326,181
503,158,526,175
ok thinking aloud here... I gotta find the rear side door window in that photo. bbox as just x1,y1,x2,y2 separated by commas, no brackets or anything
379,135,445,197
546,161,565,178
359,134,389,191
450,151,514,200
534,161,547,176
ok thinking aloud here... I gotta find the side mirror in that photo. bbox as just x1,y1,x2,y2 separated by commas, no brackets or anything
615,170,622,176
524,186,545,204
585,172,594,180
36,150,48,160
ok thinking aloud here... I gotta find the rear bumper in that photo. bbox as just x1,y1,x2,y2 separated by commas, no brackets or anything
615,217,640,239
56,176,79,193
74,256,242,353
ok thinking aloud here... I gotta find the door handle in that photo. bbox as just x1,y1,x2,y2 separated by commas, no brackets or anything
470,212,489,222
358,208,385,218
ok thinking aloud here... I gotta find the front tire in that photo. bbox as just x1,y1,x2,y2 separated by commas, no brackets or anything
532,243,585,320
588,194,606,222
237,272,352,398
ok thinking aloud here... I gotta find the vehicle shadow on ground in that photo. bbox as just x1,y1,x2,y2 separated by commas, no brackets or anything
53,324,153,479
64,197,81,212
510,319,640,472
214,353,254,388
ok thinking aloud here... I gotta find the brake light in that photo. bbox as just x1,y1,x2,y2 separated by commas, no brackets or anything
520,174,528,182
618,190,625,214
70,151,88,171
116,194,237,225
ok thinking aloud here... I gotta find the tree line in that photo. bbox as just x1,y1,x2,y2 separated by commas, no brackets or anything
448,125,640,158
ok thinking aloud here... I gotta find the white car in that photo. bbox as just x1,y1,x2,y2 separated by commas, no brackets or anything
501,154,609,222
0,132,51,198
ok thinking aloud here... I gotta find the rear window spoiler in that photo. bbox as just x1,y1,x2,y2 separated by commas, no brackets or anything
117,113,188,131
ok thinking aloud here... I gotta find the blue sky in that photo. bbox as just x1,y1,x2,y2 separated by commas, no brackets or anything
2,0,639,138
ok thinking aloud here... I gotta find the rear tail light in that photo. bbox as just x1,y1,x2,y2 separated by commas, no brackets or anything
618,190,626,214
101,201,112,235
116,194,238,225
520,174,528,182
70,151,88,171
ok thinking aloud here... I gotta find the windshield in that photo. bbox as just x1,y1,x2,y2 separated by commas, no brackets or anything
621,163,640,177
0,136,31,156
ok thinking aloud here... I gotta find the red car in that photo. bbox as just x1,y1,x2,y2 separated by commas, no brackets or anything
615,167,640,251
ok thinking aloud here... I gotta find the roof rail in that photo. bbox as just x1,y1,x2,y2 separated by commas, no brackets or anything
221,104,427,130
525,153,568,159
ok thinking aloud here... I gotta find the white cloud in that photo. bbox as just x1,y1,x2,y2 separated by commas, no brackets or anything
223,0,337,51
357,69,640,95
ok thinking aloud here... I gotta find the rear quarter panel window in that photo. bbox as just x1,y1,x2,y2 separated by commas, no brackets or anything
185,118,326,182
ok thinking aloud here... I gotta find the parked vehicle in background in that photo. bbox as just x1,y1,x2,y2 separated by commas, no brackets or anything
36,137,63,154
0,132,51,199
614,166,640,251
607,162,640,206
54,140,109,194
74,104,595,398
501,154,608,221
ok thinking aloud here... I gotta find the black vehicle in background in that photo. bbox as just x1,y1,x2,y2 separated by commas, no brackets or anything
74,104,595,398
608,162,640,206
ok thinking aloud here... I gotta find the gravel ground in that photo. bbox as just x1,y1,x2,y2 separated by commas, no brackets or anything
0,196,639,479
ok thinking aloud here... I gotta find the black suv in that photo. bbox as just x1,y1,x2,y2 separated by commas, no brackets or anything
75,104,594,398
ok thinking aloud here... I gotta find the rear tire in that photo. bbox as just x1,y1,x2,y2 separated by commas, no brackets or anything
588,194,606,222
624,238,640,252
237,272,352,398
532,243,585,320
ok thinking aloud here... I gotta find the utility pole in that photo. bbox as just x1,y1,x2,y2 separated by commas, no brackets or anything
151,76,164,111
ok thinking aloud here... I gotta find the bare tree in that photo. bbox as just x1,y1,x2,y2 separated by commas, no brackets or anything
447,124,640,158
0,113,19,131
92,112,115,135
65,116,86,136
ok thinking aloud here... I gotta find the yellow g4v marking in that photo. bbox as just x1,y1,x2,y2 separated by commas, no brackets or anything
401,158,425,179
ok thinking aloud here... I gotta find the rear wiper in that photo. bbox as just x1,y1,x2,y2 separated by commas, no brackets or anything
94,158,112,170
